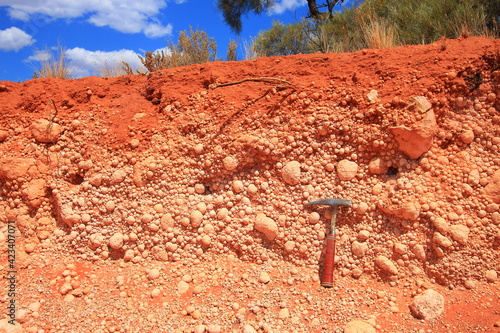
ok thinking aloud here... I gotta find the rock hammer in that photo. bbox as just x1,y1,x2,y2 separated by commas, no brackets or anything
304,198,351,288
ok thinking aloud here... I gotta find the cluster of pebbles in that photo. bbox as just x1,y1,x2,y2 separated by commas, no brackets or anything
0,37,499,331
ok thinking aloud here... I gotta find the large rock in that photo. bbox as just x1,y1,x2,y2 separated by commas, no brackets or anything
0,158,36,180
409,289,445,320
390,109,437,159
484,169,500,203
343,320,376,333
337,160,359,181
282,160,301,185
254,213,279,241
31,118,63,143
377,199,421,221
375,255,398,275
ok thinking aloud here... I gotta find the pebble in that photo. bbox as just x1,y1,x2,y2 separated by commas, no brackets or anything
409,289,445,320
352,241,368,258
177,280,190,294
258,271,271,284
282,160,301,185
110,169,127,185
343,320,376,333
449,224,469,245
284,241,296,253
108,232,124,250
242,324,258,333
432,217,449,234
432,232,452,248
375,255,398,275
148,268,160,280
222,156,238,171
254,213,279,241
190,210,204,228
368,157,388,174
485,270,498,282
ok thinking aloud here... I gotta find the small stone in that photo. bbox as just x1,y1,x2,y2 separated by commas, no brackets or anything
190,210,204,228
432,217,449,234
432,232,452,248
151,288,161,298
366,90,378,103
464,279,476,289
343,320,376,333
460,130,474,144
394,242,408,255
337,159,359,181
278,308,289,319
60,282,73,295
130,139,140,148
242,324,258,333
201,235,211,247
284,240,295,253
254,213,279,241
412,244,426,261
484,169,500,204
206,324,222,333
449,224,469,245
177,280,190,294
108,232,124,250
375,255,398,275
410,289,445,320
282,160,301,185
358,230,370,241
222,156,238,171
110,169,127,185
352,241,368,258
368,157,388,175
485,270,498,282
232,180,244,193
0,129,8,142
148,268,160,280
258,271,271,284
308,212,320,224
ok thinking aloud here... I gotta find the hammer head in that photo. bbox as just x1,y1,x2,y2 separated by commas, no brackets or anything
304,198,351,208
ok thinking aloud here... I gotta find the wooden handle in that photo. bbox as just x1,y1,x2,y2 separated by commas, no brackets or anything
321,234,336,288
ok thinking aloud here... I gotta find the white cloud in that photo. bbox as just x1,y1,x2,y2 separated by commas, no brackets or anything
66,47,146,77
0,26,35,51
0,0,173,38
26,47,147,77
269,0,307,15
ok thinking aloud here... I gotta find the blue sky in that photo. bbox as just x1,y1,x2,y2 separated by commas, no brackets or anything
0,0,344,82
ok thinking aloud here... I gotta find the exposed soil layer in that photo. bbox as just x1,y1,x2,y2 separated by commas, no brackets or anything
0,37,499,333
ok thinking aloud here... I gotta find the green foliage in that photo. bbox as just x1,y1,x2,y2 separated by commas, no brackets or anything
139,27,217,72
252,0,498,57
217,0,274,34
254,20,313,56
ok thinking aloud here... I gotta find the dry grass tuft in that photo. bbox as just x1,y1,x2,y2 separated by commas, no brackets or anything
33,44,72,79
362,17,399,49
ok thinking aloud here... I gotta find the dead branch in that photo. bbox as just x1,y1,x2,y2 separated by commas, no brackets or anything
209,77,292,89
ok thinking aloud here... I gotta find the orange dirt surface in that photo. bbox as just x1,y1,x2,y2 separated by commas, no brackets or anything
0,37,499,333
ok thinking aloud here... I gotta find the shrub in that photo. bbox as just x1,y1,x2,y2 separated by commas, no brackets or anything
139,27,217,72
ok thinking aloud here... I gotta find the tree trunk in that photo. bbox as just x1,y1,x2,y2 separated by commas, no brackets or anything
307,0,341,20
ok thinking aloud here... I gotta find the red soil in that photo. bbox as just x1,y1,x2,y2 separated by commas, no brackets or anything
0,36,499,333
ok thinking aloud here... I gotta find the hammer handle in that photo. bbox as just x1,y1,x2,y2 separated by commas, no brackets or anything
321,234,336,288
